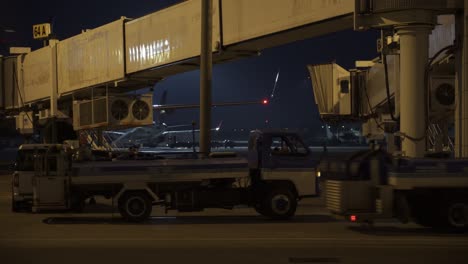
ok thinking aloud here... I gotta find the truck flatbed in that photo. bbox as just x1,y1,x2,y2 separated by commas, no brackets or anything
388,158,468,189
71,156,249,184
388,172,468,190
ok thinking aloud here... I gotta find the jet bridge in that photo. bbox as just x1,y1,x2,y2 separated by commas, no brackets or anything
307,1,464,158
2,0,466,158
0,0,354,112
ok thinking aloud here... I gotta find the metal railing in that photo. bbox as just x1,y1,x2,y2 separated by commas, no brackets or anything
427,123,454,152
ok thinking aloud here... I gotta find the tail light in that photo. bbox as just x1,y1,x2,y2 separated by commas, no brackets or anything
350,215,357,222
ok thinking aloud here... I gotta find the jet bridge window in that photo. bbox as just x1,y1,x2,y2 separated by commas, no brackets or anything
340,79,350,93
271,136,308,156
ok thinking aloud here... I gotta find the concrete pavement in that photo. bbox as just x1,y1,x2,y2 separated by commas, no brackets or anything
0,175,467,264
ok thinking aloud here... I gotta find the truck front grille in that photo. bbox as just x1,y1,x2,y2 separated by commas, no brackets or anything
326,180,345,214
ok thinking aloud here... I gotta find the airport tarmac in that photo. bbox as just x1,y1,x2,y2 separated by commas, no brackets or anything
0,171,467,264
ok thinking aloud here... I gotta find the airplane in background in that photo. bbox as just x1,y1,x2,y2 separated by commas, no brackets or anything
161,121,224,149
153,89,268,118
98,67,282,151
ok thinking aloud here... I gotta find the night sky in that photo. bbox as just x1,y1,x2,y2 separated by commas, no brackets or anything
1,0,379,132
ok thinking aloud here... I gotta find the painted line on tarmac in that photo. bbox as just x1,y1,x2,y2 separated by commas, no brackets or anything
2,237,468,246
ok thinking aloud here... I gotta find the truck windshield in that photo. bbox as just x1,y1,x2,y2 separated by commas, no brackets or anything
271,135,308,156
15,149,47,171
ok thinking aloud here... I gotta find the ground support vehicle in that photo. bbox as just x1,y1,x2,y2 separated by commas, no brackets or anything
12,130,319,222
320,149,468,231
11,144,62,212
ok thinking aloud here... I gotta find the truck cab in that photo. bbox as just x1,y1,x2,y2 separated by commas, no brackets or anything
11,144,62,211
249,130,318,197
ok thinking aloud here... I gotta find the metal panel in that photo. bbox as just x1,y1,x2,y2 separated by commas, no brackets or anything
9,47,31,55
93,98,108,124
308,63,350,116
78,101,93,127
429,15,455,58
16,111,34,134
334,65,351,115
364,55,399,114
22,46,53,103
221,0,353,46
58,18,125,95
326,180,374,214
125,0,220,74
2,56,22,109
371,0,447,12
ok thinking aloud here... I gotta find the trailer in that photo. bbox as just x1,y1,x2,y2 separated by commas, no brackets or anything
12,130,319,222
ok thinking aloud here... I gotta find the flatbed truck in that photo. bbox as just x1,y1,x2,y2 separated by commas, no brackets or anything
12,130,319,222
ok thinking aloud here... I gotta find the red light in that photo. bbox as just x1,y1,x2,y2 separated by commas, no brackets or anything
350,215,357,222
262,99,268,105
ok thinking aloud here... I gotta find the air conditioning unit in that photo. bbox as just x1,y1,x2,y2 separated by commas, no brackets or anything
73,94,153,130
131,97,153,124
430,75,455,114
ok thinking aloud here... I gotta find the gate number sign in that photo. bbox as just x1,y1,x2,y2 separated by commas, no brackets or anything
33,23,51,39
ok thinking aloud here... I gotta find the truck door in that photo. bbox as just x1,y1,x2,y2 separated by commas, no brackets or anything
262,134,318,196
15,150,36,195
32,151,69,211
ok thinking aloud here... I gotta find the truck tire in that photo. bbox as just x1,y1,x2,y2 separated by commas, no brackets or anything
118,192,152,222
442,199,468,231
262,188,297,220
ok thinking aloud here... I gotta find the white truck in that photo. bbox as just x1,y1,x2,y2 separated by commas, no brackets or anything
12,130,319,222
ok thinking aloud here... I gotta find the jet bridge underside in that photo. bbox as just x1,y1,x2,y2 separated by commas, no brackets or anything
1,0,353,110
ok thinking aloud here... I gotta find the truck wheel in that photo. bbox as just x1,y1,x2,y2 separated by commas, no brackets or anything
118,192,152,222
444,200,468,231
263,188,297,220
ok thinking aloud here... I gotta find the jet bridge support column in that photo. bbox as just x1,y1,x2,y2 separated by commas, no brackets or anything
397,25,433,158
199,0,213,157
